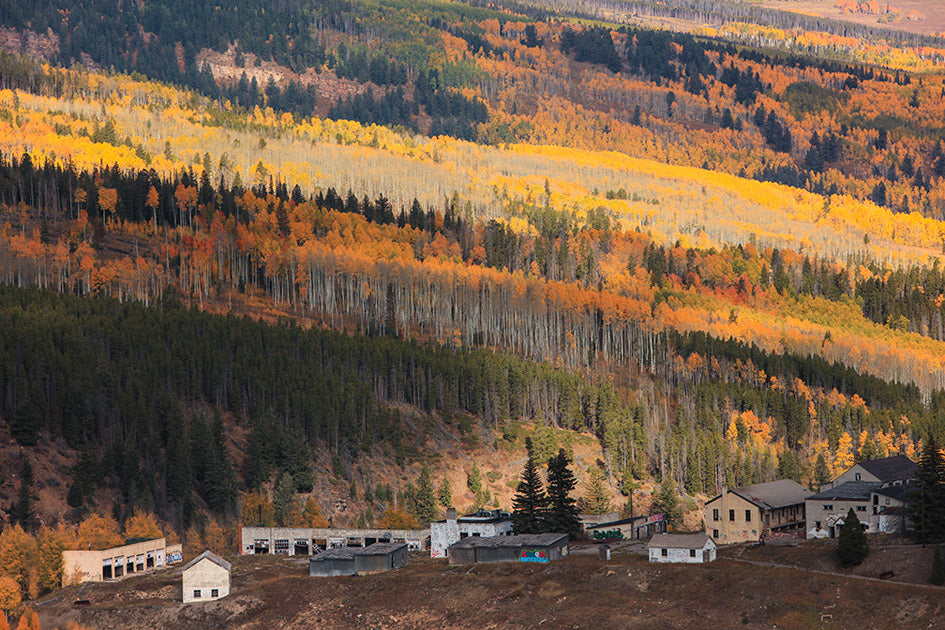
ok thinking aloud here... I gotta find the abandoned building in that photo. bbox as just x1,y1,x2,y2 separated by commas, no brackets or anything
430,508,513,558
446,533,570,565
648,533,716,564
62,537,183,585
585,513,667,541
705,479,811,544
240,525,429,555
819,455,916,491
309,542,410,577
806,481,913,537
182,550,232,603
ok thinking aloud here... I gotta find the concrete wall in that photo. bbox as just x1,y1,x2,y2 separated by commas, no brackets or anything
62,538,168,586
822,465,878,489
430,519,513,559
587,516,666,541
182,558,231,603
705,492,762,544
648,543,716,564
241,526,429,555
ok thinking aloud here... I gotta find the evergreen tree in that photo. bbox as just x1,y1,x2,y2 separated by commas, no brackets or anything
837,507,868,567
415,464,438,524
467,462,482,496
546,449,581,536
437,475,452,507
908,436,945,544
651,477,683,530
813,453,831,490
581,467,612,515
512,438,548,534
273,472,296,526
8,458,36,531
931,548,945,586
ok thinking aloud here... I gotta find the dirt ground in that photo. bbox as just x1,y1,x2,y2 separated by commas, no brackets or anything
31,542,945,630
758,0,945,37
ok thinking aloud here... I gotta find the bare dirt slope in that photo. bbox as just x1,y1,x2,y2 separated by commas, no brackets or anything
33,546,945,630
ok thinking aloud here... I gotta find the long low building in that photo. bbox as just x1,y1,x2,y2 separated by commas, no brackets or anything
430,508,513,559
586,513,666,541
240,526,429,555
447,534,570,565
309,542,409,577
62,537,183,585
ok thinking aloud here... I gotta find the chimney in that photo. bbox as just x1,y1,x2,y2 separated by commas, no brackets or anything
446,507,457,522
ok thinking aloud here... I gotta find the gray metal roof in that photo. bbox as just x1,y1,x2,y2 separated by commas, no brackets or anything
858,456,917,482
873,483,914,502
448,534,568,549
354,542,408,555
732,479,812,509
809,481,881,501
182,550,231,572
647,533,713,549
310,548,357,562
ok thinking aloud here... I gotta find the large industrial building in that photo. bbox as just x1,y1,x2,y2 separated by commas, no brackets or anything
430,508,513,559
62,537,183,585
240,525,429,555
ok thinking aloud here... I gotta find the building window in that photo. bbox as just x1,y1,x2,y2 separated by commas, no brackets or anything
745,510,752,522
689,549,696,558
855,473,861,481
729,509,735,521
712,529,719,539
211,589,219,598
661,548,667,557
823,504,833,511
193,590,201,599
713,508,719,521
856,506,866,512
815,521,821,529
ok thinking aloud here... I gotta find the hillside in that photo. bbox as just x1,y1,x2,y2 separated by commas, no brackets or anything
31,547,945,629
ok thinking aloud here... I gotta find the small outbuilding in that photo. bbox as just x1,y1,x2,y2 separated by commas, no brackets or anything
182,550,231,603
648,533,716,564
447,533,569,565
308,542,409,577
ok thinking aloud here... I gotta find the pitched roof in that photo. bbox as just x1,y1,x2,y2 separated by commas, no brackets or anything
648,533,713,549
182,550,231,572
589,514,664,529
310,548,357,562
857,456,917,482
447,534,568,549
874,483,914,502
809,481,880,501
732,479,812,509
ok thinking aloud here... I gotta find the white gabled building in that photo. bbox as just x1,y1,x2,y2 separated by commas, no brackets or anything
648,533,716,564
182,550,231,603
430,508,513,559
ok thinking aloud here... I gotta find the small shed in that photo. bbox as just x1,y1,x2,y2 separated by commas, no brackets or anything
309,548,357,577
354,542,409,574
647,533,716,564
447,534,569,565
182,550,232,603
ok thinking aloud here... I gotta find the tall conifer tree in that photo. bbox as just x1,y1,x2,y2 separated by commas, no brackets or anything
512,438,548,534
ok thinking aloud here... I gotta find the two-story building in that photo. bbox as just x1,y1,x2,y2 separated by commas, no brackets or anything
705,480,811,544
819,455,916,490
430,508,513,559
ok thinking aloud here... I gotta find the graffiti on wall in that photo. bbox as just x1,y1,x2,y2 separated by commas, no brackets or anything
519,549,549,563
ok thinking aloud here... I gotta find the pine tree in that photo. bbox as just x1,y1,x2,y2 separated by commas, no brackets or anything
437,475,452,507
546,449,581,536
837,507,868,567
415,464,438,525
651,477,683,530
813,453,831,490
8,458,36,531
908,436,945,543
930,548,945,586
273,472,296,527
581,467,612,515
512,438,548,534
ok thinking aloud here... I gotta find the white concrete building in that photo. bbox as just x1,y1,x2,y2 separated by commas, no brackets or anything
240,525,429,555
61,538,183,586
182,550,231,604
648,533,716,564
430,508,513,559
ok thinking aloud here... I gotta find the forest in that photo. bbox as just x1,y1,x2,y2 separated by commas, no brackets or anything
1,0,945,612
